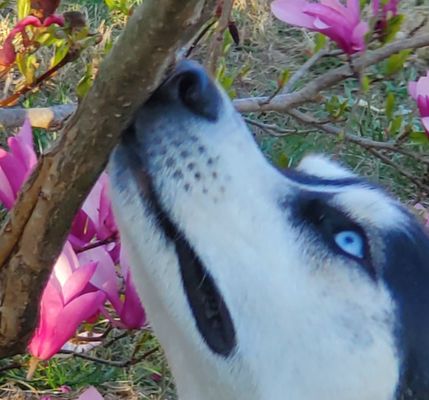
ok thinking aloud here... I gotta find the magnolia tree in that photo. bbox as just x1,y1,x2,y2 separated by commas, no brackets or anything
0,0,428,386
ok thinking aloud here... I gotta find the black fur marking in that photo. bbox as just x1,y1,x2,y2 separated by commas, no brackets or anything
282,168,370,188
117,125,237,358
382,222,429,399
291,193,374,277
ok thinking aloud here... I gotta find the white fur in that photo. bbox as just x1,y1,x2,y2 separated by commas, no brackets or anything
109,85,401,400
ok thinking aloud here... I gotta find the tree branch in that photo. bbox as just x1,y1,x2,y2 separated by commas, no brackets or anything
285,108,429,192
0,104,76,131
0,0,215,358
205,0,235,74
233,34,429,113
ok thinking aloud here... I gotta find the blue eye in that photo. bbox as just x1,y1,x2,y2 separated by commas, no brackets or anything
334,230,365,259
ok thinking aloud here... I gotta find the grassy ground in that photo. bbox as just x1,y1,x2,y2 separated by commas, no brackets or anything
0,0,429,398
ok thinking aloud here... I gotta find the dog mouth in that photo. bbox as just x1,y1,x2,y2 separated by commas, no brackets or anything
120,125,237,357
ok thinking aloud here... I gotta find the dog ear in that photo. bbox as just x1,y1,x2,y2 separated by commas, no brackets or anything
383,221,429,399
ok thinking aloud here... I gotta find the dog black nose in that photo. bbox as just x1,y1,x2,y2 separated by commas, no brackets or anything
160,61,221,121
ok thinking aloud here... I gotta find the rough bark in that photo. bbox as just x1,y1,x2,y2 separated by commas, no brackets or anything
0,0,215,358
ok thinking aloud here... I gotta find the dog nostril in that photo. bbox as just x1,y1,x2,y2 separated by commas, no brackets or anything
178,74,200,109
173,63,221,121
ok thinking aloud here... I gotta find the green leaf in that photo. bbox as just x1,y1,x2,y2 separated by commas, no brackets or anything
277,68,290,88
15,53,37,84
385,92,395,119
314,33,326,52
104,0,116,10
50,42,69,68
361,75,371,93
17,0,30,19
383,15,404,44
76,63,94,100
276,152,289,169
389,115,403,136
409,131,429,146
384,49,411,76
0,0,12,9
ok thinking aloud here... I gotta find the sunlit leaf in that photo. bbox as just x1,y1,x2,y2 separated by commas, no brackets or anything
76,63,95,100
277,68,290,88
361,75,370,93
50,41,69,68
384,49,411,76
314,33,326,52
276,152,289,169
15,53,37,84
17,0,31,19
385,92,395,120
389,115,403,136
383,15,404,44
409,131,429,146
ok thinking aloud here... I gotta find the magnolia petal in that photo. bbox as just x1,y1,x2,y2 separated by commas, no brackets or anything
62,262,98,304
53,242,80,287
120,272,146,329
0,166,16,209
416,75,429,98
304,4,351,31
346,0,360,21
28,281,64,358
36,291,106,360
417,96,429,117
78,246,122,312
408,81,418,100
313,17,330,29
0,149,27,194
77,387,104,400
271,0,315,29
351,21,369,52
69,210,97,249
8,118,37,170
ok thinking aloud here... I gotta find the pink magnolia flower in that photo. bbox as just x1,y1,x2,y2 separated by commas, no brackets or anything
78,246,146,329
0,15,64,67
271,0,369,54
372,0,399,19
0,119,37,209
29,242,106,360
77,387,104,400
118,249,146,329
408,71,429,137
0,121,146,360
372,0,399,33
70,173,120,262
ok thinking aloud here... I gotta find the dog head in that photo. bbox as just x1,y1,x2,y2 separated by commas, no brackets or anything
109,61,429,400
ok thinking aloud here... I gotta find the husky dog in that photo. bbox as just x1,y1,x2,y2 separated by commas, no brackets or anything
109,61,429,400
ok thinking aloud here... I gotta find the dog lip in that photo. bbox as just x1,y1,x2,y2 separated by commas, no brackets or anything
119,126,237,357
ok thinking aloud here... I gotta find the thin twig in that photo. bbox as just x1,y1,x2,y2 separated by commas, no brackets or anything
286,108,429,192
206,0,235,74
103,331,130,348
0,362,21,373
282,49,329,94
245,117,315,136
366,147,428,194
185,18,217,58
0,51,80,107
75,326,112,342
59,345,160,368
286,108,429,166
76,234,118,254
